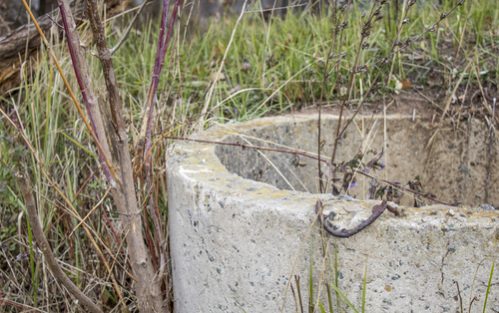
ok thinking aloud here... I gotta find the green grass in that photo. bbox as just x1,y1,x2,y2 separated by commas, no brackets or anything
483,262,495,313
138,0,496,122
0,0,497,311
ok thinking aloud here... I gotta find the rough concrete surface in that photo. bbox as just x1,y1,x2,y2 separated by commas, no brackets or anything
167,113,498,313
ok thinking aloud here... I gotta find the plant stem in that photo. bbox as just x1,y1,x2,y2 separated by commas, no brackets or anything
86,0,166,310
17,172,104,313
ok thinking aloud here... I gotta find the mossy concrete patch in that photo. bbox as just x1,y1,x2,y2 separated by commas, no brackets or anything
167,113,498,312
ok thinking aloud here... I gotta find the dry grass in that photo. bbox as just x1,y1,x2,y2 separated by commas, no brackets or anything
0,0,497,311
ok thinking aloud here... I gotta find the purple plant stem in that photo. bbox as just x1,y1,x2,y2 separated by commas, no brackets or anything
57,0,115,186
142,0,182,249
143,0,183,162
142,1,183,281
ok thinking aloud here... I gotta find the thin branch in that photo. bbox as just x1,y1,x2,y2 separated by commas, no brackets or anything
110,0,150,55
141,0,183,177
19,0,119,186
163,135,323,162
85,0,165,311
336,75,383,140
197,0,248,129
330,3,381,187
16,172,103,313
136,2,183,304
57,0,117,187
140,3,182,254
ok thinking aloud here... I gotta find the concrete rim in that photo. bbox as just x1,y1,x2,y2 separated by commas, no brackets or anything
171,113,497,223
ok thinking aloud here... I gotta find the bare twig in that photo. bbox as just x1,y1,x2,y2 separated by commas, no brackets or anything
110,0,150,55
20,0,118,185
318,92,324,192
314,0,351,193
135,1,183,306
16,172,104,313
355,168,455,206
85,0,165,311
410,0,466,44
140,4,182,274
317,0,340,193
197,0,248,129
163,135,323,161
386,0,415,85
455,281,464,313
330,3,382,189
141,0,183,161
57,0,118,186
336,76,384,140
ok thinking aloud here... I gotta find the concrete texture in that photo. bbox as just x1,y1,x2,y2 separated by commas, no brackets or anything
167,113,498,312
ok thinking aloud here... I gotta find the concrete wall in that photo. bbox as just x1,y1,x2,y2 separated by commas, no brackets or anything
167,113,499,313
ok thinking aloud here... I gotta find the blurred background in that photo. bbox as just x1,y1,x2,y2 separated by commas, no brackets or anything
0,0,326,34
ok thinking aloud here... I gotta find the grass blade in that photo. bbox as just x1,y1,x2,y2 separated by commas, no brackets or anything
309,259,315,313
482,262,495,313
361,264,368,313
